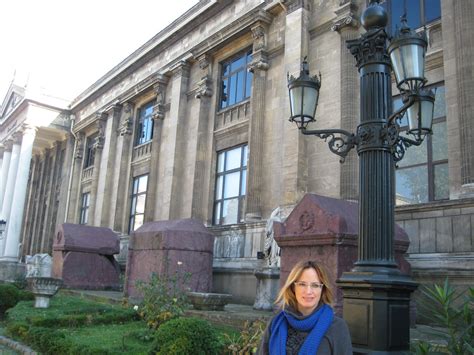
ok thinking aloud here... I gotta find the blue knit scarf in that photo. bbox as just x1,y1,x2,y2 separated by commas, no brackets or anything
268,304,334,355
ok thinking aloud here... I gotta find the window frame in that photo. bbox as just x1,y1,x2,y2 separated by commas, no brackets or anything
128,174,149,234
134,101,155,146
395,82,448,204
382,0,441,35
79,192,90,225
213,144,248,226
219,48,253,110
83,134,97,169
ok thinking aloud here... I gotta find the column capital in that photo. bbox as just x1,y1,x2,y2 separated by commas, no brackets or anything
170,60,191,78
249,22,270,72
152,76,169,120
20,124,38,137
93,113,107,150
283,0,311,14
75,132,85,160
118,102,134,136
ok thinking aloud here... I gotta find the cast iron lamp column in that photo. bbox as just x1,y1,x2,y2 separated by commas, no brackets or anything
287,1,434,353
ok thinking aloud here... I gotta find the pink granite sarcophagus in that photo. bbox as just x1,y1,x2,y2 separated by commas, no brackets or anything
274,194,411,316
125,219,214,300
52,223,120,290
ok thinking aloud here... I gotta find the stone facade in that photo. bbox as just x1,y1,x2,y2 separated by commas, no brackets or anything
0,0,472,304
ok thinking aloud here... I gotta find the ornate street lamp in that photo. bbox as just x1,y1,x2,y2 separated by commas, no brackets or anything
287,58,321,129
286,1,435,352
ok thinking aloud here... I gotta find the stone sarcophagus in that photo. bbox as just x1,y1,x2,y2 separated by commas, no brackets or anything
125,219,214,300
52,223,120,290
274,194,411,316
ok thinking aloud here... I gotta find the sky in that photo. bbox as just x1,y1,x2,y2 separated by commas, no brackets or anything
0,0,199,103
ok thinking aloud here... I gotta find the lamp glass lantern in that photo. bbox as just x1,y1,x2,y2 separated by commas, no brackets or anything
388,18,428,91
287,60,321,129
404,89,435,137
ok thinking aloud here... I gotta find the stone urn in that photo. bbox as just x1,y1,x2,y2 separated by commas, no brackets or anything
27,277,63,308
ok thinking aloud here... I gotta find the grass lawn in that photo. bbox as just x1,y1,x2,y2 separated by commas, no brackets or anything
3,294,240,354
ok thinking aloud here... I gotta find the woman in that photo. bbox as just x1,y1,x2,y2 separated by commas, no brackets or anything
258,260,352,355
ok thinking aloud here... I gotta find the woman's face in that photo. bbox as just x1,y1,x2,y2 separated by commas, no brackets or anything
294,267,323,316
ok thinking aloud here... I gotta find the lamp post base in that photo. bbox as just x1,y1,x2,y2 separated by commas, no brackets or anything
337,270,417,353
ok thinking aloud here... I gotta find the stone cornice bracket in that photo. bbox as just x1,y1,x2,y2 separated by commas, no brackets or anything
109,103,122,119
331,1,359,33
249,22,270,72
93,112,107,150
170,60,191,78
195,54,213,99
75,132,85,160
152,75,169,120
118,102,134,136
283,0,312,14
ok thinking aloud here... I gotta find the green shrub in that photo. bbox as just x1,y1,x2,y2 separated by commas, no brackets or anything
135,270,190,329
413,279,473,355
151,317,221,355
0,284,20,317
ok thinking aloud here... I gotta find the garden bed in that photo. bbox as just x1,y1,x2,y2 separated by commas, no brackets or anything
3,294,241,354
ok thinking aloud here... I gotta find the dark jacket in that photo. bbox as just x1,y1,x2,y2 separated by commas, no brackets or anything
257,305,353,355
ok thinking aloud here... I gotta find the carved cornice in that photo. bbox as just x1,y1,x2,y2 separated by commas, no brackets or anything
117,71,170,104
190,9,273,59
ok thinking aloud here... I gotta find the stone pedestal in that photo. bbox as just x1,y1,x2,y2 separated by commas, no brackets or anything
27,277,62,308
253,267,280,311
273,194,411,316
52,223,120,290
125,219,214,300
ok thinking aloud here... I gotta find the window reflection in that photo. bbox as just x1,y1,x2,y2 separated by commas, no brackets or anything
219,49,253,109
213,145,248,225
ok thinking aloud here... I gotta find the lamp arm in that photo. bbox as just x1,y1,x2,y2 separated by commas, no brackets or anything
387,94,415,125
392,134,423,163
301,128,358,162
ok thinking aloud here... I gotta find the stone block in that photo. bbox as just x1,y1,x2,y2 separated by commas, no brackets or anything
419,219,436,253
453,215,471,252
52,224,121,290
125,218,214,300
436,217,453,252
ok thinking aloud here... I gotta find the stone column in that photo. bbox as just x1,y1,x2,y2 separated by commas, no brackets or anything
3,126,37,260
450,1,474,196
100,104,122,227
0,137,21,223
145,76,168,223
282,0,311,206
89,112,107,226
246,20,271,221
191,54,213,221
332,2,360,201
158,61,190,220
114,102,134,233
69,132,85,223
0,142,13,207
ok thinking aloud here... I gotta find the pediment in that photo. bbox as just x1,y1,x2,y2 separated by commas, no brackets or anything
0,84,25,119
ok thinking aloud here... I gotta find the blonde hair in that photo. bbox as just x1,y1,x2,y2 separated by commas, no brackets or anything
275,260,334,310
